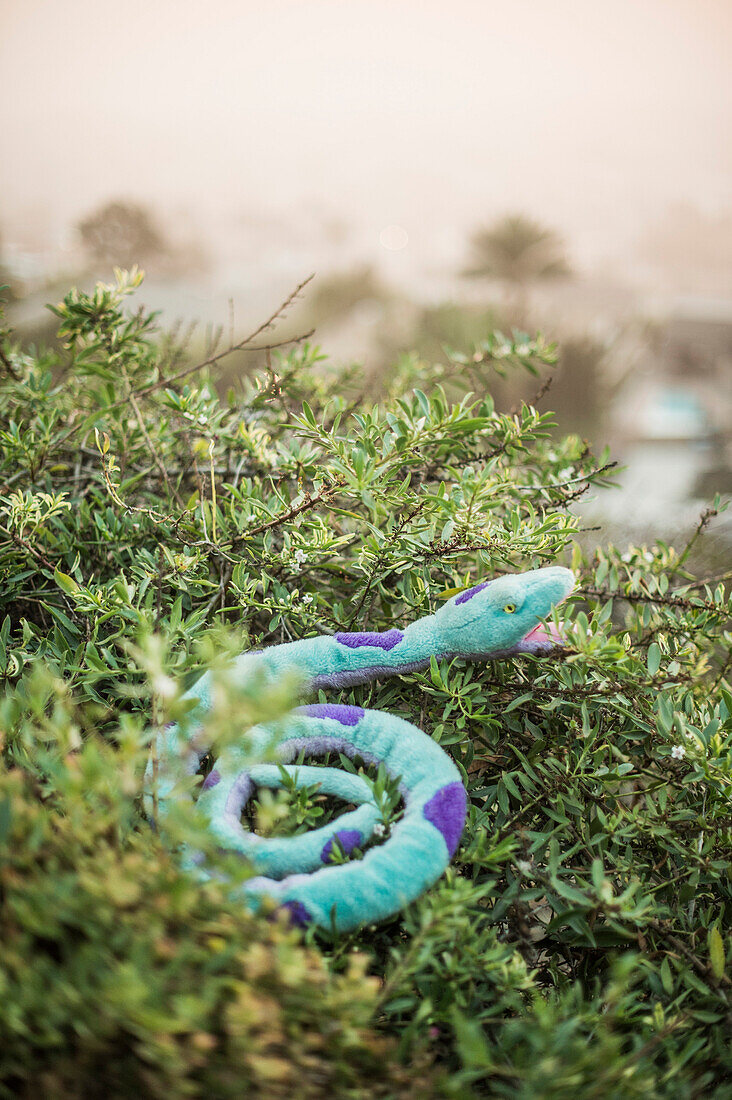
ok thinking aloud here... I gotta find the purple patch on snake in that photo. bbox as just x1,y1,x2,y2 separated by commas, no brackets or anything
312,657,432,691
454,582,489,605
224,772,255,822
280,899,312,928
299,703,364,727
334,629,404,651
422,782,467,858
321,829,362,863
201,769,221,790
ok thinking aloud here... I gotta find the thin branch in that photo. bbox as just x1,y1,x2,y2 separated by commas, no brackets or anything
231,477,346,543
0,343,21,379
580,586,725,615
6,528,57,574
347,500,429,628
204,561,234,617
133,327,315,402
645,916,731,995
236,272,315,347
509,373,553,416
120,364,183,506
676,505,718,569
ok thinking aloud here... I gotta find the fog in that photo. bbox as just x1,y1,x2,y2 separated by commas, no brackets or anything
3,0,731,280
3,0,732,553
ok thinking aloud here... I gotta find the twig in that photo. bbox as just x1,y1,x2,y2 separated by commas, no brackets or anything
509,373,553,416
205,561,234,617
3,527,84,625
208,440,218,543
421,536,503,561
121,364,183,506
711,652,731,694
676,505,718,569
347,500,429,628
645,916,731,995
232,478,346,543
6,528,57,573
0,344,21,379
240,273,315,346
580,586,724,615
687,568,732,591
516,462,618,493
134,327,314,402
97,437,187,527
475,674,691,701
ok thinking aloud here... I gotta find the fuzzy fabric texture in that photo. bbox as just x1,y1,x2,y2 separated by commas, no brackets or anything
147,567,574,932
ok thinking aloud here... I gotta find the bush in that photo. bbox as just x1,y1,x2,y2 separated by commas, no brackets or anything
0,760,433,1098
0,271,730,1097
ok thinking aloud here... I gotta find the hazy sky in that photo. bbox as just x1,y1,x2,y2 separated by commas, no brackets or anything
2,0,731,270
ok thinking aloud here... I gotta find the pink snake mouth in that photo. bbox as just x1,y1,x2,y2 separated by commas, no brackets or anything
520,620,567,647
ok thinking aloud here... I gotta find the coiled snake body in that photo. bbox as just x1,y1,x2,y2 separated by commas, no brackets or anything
149,567,574,932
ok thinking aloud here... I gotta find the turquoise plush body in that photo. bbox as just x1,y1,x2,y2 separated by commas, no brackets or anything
149,567,574,932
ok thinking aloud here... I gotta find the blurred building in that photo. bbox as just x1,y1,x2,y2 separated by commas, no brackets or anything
606,299,732,530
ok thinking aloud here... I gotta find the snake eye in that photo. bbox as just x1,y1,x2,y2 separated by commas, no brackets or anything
503,603,516,614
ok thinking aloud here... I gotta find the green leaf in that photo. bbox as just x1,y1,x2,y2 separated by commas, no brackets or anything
451,1009,492,1069
708,926,725,980
54,567,79,596
647,643,661,676
504,691,534,713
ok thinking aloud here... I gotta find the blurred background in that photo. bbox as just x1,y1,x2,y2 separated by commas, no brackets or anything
2,0,731,554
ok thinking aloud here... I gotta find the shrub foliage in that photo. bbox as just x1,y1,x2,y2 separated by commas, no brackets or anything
0,270,730,1097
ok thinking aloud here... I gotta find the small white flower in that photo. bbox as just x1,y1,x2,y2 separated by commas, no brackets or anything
558,467,573,479
515,343,531,356
291,548,308,572
153,674,177,700
303,593,314,604
621,552,633,563
671,745,686,760
516,859,533,875
373,822,386,837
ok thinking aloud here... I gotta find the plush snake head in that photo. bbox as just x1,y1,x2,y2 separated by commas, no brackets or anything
436,566,575,659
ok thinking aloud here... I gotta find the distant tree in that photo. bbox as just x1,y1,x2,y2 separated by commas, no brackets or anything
77,200,167,269
463,214,572,318
308,265,388,325
0,226,19,304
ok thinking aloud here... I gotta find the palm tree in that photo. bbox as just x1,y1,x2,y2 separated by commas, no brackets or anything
463,214,571,319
